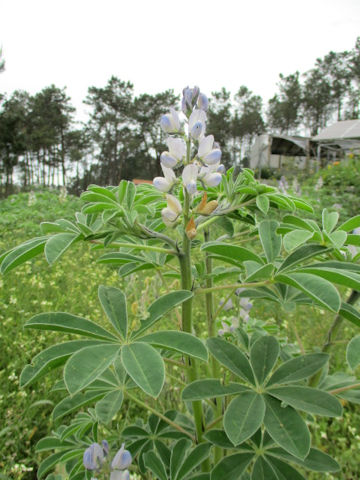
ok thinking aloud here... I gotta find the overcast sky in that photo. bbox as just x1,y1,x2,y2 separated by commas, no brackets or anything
1,0,360,120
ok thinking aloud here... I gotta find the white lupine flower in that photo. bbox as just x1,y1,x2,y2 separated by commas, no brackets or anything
197,93,209,111
167,137,186,160
217,164,225,174
83,443,104,470
161,193,182,226
202,172,222,187
160,108,181,133
197,135,222,165
160,138,186,168
153,166,176,192
189,109,206,139
182,164,198,194
198,135,214,158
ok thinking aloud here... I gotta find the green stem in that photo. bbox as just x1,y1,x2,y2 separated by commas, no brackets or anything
125,391,195,441
309,290,360,387
196,281,270,295
177,138,210,472
204,228,222,463
329,382,360,395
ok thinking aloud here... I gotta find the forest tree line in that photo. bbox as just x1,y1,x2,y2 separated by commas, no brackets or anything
0,39,359,195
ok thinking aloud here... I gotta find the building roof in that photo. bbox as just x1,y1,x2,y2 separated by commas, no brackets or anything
313,120,360,141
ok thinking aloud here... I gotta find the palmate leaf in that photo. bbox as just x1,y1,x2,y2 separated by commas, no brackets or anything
339,302,360,328
201,242,264,265
144,451,167,480
170,438,192,480
251,456,279,480
263,456,306,480
64,344,121,394
264,395,310,460
277,244,329,273
121,342,165,397
176,443,212,480
295,267,360,291
224,391,266,445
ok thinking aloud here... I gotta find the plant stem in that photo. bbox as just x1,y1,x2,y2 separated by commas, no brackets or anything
204,229,223,463
309,290,360,387
125,391,195,441
196,281,270,295
329,382,360,395
177,137,210,472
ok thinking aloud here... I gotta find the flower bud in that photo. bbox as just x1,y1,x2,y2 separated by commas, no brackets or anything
217,164,225,174
182,164,198,195
185,217,197,240
166,194,182,216
191,121,203,139
199,200,218,215
102,440,109,456
197,93,209,111
111,443,132,470
83,443,104,470
160,152,177,168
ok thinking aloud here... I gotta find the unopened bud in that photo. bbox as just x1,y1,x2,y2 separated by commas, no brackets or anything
217,164,225,174
199,200,218,215
185,217,197,240
191,121,203,139
111,443,132,470
197,93,208,111
195,192,208,213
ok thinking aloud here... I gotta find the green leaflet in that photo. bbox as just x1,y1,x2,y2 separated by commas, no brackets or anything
346,335,360,370
98,285,127,339
210,453,254,480
64,344,121,394
267,386,342,417
95,389,124,424
0,236,47,274
274,272,341,312
44,232,80,265
250,336,279,385
258,220,281,262
207,337,255,385
267,353,329,386
182,379,249,401
139,330,208,362
121,342,165,397
20,340,103,387
264,395,310,460
224,391,266,445
133,290,194,339
24,312,118,341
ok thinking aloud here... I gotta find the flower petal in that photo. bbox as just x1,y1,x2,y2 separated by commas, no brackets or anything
198,135,214,158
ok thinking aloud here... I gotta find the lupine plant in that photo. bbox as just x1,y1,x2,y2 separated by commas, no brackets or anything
2,86,360,480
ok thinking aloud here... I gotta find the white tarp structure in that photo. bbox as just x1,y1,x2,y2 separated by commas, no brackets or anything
313,119,360,153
